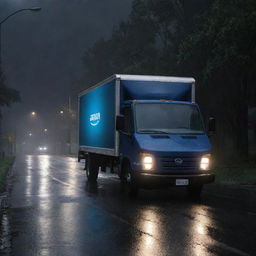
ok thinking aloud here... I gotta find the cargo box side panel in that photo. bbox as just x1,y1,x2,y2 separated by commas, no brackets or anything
120,80,193,102
79,81,116,155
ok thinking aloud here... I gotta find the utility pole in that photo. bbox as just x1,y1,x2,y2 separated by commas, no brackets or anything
68,96,72,155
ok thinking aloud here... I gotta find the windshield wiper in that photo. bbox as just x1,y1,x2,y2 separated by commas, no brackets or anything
138,129,170,134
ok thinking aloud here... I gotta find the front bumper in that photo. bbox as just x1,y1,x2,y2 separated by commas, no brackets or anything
135,172,215,188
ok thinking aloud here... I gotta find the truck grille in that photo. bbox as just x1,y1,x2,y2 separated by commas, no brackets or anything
159,156,200,171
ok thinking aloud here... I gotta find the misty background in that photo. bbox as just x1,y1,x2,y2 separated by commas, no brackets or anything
0,0,256,162
0,0,131,154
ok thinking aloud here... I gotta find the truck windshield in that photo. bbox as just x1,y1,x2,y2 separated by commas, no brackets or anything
135,103,205,134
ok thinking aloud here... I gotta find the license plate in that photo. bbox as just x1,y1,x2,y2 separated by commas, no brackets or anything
176,179,189,186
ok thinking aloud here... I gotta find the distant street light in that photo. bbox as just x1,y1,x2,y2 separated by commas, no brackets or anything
31,111,36,116
0,7,42,69
59,110,64,115
28,132,32,137
44,128,48,132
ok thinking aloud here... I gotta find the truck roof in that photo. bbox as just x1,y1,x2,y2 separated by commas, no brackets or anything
79,74,196,102
123,99,197,105
115,74,195,83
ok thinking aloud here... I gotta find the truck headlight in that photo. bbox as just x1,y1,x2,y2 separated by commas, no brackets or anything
200,154,211,170
141,154,154,170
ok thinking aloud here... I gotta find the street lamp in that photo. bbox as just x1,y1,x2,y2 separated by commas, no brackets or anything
59,110,64,115
0,7,41,155
28,132,32,137
31,111,36,117
44,128,48,133
0,7,42,68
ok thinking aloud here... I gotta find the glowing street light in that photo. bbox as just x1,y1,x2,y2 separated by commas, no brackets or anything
59,110,64,115
28,132,33,137
31,111,36,116
44,128,48,132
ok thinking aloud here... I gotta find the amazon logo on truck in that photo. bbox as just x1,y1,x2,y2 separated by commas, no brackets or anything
90,112,101,126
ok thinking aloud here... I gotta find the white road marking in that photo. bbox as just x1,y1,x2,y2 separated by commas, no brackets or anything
47,173,252,256
213,241,251,256
48,174,83,191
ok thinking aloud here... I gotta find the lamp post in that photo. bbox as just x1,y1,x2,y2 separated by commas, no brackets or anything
0,7,41,69
0,7,41,155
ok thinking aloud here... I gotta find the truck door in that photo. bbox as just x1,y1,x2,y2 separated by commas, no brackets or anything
120,107,134,158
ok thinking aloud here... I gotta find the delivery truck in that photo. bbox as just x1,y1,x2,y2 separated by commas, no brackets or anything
78,74,215,197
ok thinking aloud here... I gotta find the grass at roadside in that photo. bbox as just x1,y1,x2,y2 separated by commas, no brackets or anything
213,165,256,185
0,157,14,193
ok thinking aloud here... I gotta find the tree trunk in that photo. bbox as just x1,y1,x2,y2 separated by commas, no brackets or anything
235,72,249,159
236,103,248,158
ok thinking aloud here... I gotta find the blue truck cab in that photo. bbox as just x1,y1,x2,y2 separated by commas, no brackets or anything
79,74,215,197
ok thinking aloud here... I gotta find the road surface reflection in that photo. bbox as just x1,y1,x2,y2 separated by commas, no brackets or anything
9,155,253,256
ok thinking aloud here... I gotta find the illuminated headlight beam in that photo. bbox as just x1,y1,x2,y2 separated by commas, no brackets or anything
141,154,154,170
200,154,211,170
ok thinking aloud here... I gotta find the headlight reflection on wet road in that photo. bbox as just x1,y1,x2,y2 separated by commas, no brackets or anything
137,209,162,256
25,155,33,196
38,155,50,196
10,155,254,256
190,205,214,256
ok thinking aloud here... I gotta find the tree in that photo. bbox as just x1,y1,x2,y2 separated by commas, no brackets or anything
0,70,20,109
0,70,20,153
81,0,158,87
179,0,256,158
80,0,256,159
81,0,214,87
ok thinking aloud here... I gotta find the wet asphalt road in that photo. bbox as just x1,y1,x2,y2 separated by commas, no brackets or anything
5,155,256,256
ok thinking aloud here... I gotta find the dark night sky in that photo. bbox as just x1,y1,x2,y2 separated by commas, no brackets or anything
0,0,131,137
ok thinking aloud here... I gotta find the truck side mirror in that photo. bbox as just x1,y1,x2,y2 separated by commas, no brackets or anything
116,115,124,131
208,117,216,135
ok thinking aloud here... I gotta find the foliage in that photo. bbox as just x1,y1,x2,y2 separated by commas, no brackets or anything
179,0,256,78
0,157,13,193
0,70,20,108
82,0,157,86
178,0,256,157
82,0,213,84
213,166,256,185
80,0,256,159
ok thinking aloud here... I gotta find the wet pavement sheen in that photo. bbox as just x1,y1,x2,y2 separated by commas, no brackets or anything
7,155,256,256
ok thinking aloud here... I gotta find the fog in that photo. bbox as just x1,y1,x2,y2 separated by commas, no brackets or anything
0,0,131,154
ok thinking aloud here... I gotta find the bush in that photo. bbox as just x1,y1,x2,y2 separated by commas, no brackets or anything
0,157,13,193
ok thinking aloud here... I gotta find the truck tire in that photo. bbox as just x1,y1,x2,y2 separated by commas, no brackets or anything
86,154,99,182
122,162,139,198
187,184,203,198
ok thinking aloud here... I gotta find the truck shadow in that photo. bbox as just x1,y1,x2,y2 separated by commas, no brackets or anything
84,174,202,206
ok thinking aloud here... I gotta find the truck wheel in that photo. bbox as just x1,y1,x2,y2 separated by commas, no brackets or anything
187,184,203,198
86,154,99,182
122,162,139,198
